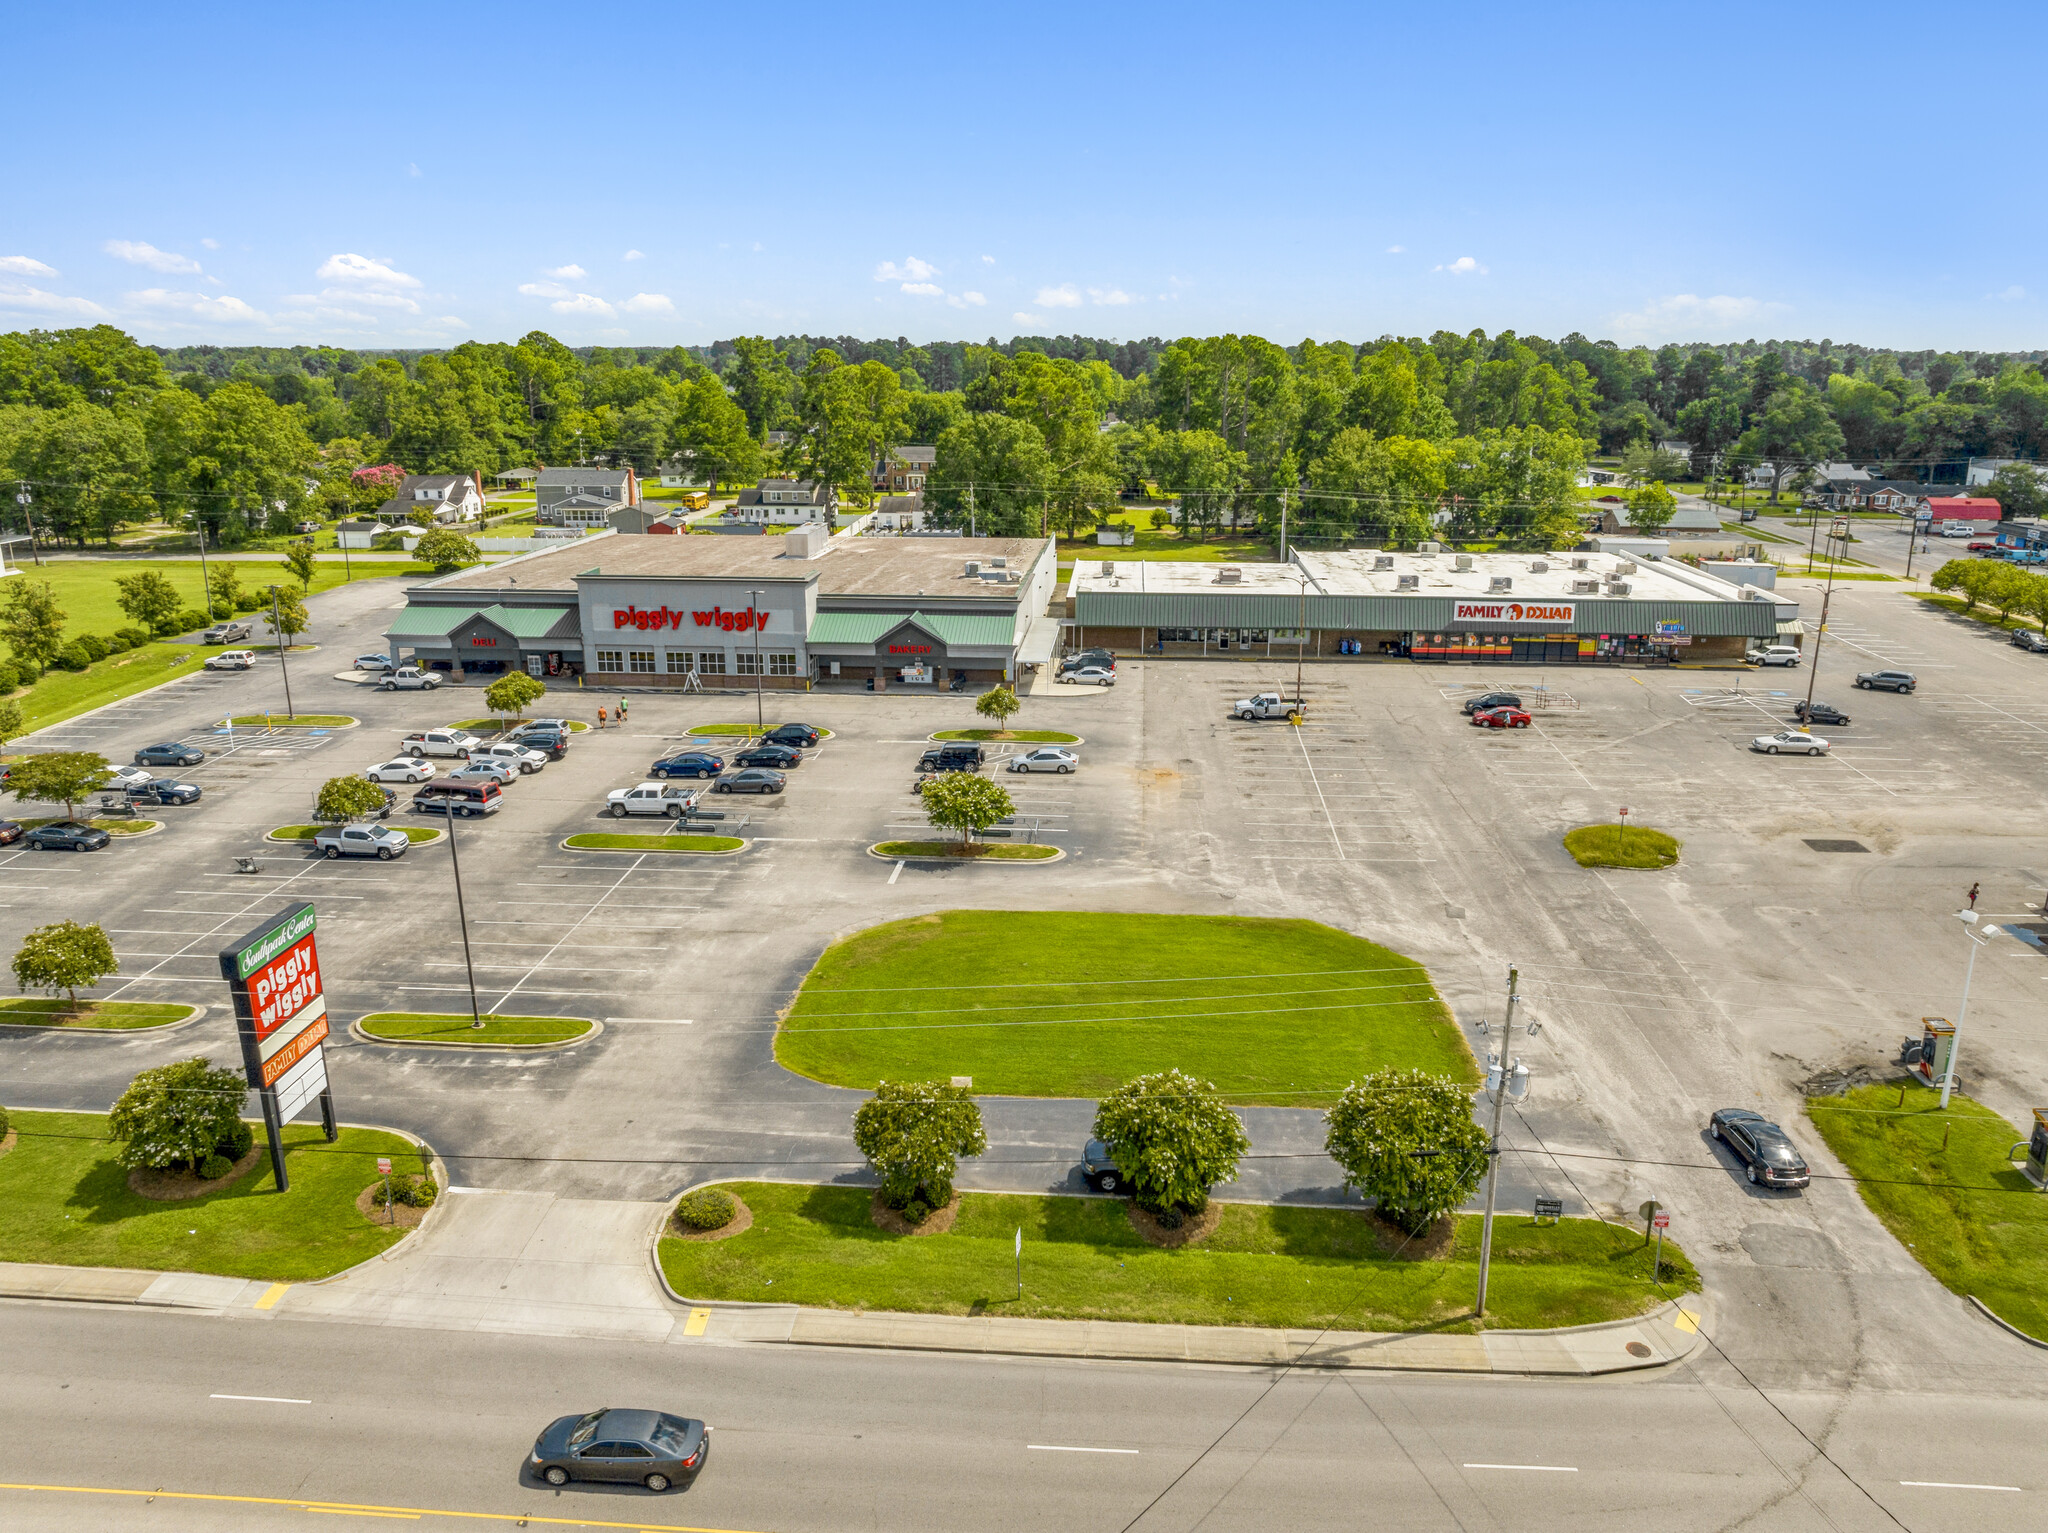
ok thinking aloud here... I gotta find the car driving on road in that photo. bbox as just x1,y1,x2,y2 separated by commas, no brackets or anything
1752,730,1830,756
715,767,786,794
1854,669,1917,693
652,751,724,780
1710,1108,1811,1190
133,742,205,767
366,757,435,784
1007,746,1078,773
529,1408,710,1493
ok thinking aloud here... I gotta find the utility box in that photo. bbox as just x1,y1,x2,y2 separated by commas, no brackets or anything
1916,1017,1957,1089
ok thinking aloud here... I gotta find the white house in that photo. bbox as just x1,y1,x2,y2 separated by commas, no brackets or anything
374,472,486,525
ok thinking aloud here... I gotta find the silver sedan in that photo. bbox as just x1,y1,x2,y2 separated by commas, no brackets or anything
1751,730,1829,756
1007,746,1079,774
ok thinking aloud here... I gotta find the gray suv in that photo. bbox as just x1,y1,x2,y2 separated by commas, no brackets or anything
1853,669,1917,693
1082,1139,1125,1194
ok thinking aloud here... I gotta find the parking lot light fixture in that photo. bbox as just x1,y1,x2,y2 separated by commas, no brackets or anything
432,791,485,1029
1945,912,2006,1109
269,585,297,721
746,586,765,732
1802,519,1848,714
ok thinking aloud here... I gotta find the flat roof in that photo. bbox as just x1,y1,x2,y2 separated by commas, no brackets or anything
429,531,1051,602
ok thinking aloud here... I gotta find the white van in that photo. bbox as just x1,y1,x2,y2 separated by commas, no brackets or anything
204,649,258,671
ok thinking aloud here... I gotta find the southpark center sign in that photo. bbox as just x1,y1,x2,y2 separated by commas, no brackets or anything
219,901,337,1192
613,604,767,633
1451,601,1576,626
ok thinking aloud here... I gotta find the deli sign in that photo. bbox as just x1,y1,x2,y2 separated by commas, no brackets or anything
1452,600,1575,626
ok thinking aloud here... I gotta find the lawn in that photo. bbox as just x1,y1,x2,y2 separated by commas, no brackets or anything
449,716,591,733
1807,1082,2048,1340
356,1012,594,1046
11,643,206,734
0,1110,429,1281
1563,824,1680,869
775,911,1470,1103
657,1183,1693,1332
932,728,1081,744
10,558,423,639
1913,592,2043,633
1054,526,1275,563
688,722,833,738
269,824,441,843
227,713,357,728
873,840,1058,860
0,999,195,1030
563,832,744,853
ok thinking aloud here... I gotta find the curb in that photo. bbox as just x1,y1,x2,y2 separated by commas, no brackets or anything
226,716,359,730
557,835,748,856
299,1121,449,1285
347,1017,603,1053
266,826,443,846
866,843,1065,865
1969,1294,2048,1349
927,732,1085,747
0,1002,208,1036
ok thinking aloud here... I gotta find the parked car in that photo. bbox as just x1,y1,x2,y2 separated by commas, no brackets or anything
355,654,398,673
106,764,153,787
1059,649,1115,674
1460,691,1523,715
411,778,501,817
1082,1139,1125,1194
1058,666,1116,687
1232,691,1305,721
449,758,518,787
528,1408,710,1493
714,768,786,794
1471,706,1532,729
762,723,823,748
2014,630,2048,653
511,727,570,760
200,621,252,644
204,649,258,671
1752,730,1830,756
314,823,410,860
379,667,442,692
133,741,205,767
399,729,481,759
1709,1108,1811,1190
607,782,700,818
1854,670,1917,693
652,751,725,781
1968,540,1999,552
520,718,577,734
1751,646,1802,668
1940,523,1976,538
124,779,201,806
1007,746,1078,773
1792,700,1851,726
476,742,547,775
366,757,434,784
26,821,110,851
917,745,984,774
734,744,803,769
0,819,22,845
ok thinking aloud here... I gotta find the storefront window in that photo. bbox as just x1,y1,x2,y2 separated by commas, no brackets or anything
735,650,762,675
697,650,727,675
629,650,656,674
769,651,798,676
665,650,692,674
595,649,623,673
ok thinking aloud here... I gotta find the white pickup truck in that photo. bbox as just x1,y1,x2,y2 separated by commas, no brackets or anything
378,667,442,691
1231,691,1306,721
606,782,701,818
399,728,481,759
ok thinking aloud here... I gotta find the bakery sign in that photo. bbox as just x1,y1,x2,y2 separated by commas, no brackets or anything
218,902,337,1193
1452,601,1576,626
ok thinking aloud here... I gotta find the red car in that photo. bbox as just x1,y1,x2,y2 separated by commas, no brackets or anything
1471,706,1532,729
0,819,20,845
1969,541,1998,552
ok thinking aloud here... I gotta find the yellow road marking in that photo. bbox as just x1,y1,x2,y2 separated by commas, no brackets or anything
685,1308,711,1336
255,1283,291,1310
305,1510,419,1519
1673,1307,1700,1334
0,1483,772,1532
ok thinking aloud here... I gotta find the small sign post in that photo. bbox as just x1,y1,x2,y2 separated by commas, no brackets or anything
1533,1196,1563,1224
1619,806,1630,858
377,1157,393,1224
1651,1211,1670,1283
1015,1226,1022,1301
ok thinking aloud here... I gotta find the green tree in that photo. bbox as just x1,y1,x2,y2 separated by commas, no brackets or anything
1149,428,1248,540
0,577,66,667
919,771,1014,847
205,561,243,619
1624,481,1678,535
484,669,546,722
1619,442,1689,486
280,540,319,588
114,570,184,635
851,1079,988,1213
1983,464,2048,522
1304,428,1447,546
1324,1069,1489,1236
724,336,795,438
5,402,153,546
0,700,21,749
1930,559,1985,612
414,529,480,572
316,774,392,823
790,353,909,507
263,585,310,642
929,413,1053,535
6,750,113,819
974,685,1021,733
671,375,761,493
13,918,117,1010
107,1056,248,1174
175,380,319,539
1735,384,1846,502
1090,1069,1250,1218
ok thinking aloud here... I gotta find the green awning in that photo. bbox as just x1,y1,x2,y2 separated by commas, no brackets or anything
385,608,471,638
807,610,1017,648
386,604,577,642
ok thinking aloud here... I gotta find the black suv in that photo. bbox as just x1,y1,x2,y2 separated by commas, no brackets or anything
1059,649,1115,674
1854,670,1917,693
763,723,823,747
1710,1108,1810,1190
1792,700,1850,726
1082,1139,1125,1193
734,744,802,770
917,743,984,772
1461,691,1522,715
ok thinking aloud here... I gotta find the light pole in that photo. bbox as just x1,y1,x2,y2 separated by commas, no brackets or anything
194,516,214,625
1474,965,1530,1319
431,791,486,1029
1945,912,2008,1109
746,586,765,733
13,484,41,566
1802,518,1848,715
268,586,297,721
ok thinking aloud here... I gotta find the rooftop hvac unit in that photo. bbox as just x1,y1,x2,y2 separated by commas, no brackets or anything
1529,559,1548,573
1571,578,1600,594
1373,554,1395,570
1489,576,1513,592
1217,566,1243,584
1417,540,1441,554
1099,561,1114,576
964,560,981,576
1396,573,1420,590
1606,580,1632,596
1453,553,1475,571
1570,556,1590,570
991,556,1007,568
1617,559,1639,575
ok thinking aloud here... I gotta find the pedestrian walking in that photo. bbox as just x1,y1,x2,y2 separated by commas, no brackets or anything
618,697,628,724
1968,882,1981,910
597,706,607,730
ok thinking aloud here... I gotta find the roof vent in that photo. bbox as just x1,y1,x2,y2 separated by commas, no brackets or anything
1417,540,1441,554
1528,559,1548,574
1396,573,1420,591
1489,575,1513,593
1099,561,1113,576
1606,579,1632,596
1372,554,1395,571
964,560,981,577
1570,556,1590,570
1617,559,1639,575
1453,553,1474,571
1571,577,1600,594
1217,565,1242,584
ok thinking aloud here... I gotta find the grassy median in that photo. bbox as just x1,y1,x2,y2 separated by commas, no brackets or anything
658,1182,1693,1331
356,1012,595,1046
563,832,744,853
931,729,1081,744
269,824,442,843
1807,1081,2048,1340
227,714,356,728
776,911,1470,1102
872,840,1059,860
0,999,196,1029
687,722,833,738
1563,824,1680,869
0,1110,429,1281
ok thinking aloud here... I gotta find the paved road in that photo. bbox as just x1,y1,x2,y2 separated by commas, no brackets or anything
3,1299,2043,1533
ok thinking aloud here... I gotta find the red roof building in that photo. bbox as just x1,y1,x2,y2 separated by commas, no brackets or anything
1927,496,2001,522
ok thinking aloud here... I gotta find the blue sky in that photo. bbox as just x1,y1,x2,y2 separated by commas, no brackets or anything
4,1,2044,353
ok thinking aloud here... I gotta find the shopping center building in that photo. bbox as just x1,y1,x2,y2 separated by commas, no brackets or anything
383,527,1060,690
1066,547,1794,664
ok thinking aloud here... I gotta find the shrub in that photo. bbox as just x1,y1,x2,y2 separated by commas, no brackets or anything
1324,1069,1489,1236
1091,1069,1251,1218
902,1197,933,1224
116,626,152,648
12,658,38,684
235,593,267,613
0,1102,9,1139
172,609,209,634
56,643,89,671
78,634,110,662
107,1057,248,1173
852,1079,988,1210
218,1119,253,1160
104,636,129,656
371,1172,438,1209
0,662,17,693
674,1187,737,1230
198,1152,232,1180
209,600,236,620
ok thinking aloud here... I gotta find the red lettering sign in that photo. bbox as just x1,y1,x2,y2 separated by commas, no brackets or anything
470,635,496,647
888,644,932,654
261,1013,329,1086
1452,601,1575,624
252,937,322,1039
612,605,766,633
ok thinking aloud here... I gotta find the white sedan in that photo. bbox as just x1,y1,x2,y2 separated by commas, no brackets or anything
1752,730,1830,756
106,764,154,786
366,756,436,784
1007,746,1079,774
1057,666,1116,687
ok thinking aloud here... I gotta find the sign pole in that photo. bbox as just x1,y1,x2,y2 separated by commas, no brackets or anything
378,1156,393,1225
259,1082,289,1194
1015,1226,1022,1301
1474,965,1519,1319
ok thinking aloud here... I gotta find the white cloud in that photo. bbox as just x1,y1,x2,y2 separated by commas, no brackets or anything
547,263,587,279
318,252,422,289
1386,245,1405,254
201,238,220,250
875,256,939,282
1994,284,2028,302
620,292,675,314
0,284,111,318
128,288,265,322
946,291,987,309
518,281,571,298
550,293,615,316
408,162,422,178
0,256,56,277
333,288,418,311
981,254,996,264
105,239,201,274
1609,293,1782,339
752,242,762,252
1036,284,1083,308
900,281,943,297
623,249,644,261
1088,287,1135,306
1433,256,1487,275
1013,312,1044,326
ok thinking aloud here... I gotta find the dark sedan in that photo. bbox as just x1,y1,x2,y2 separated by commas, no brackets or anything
0,819,21,845
733,744,802,769
125,779,202,806
1461,691,1522,715
763,723,823,747
1792,700,1851,726
529,1407,710,1493
26,821,110,851
1710,1108,1811,1190
714,768,786,794
134,741,206,767
652,751,725,780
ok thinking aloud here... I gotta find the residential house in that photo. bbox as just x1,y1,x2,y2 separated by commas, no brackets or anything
874,445,936,493
1594,500,1726,536
732,478,840,526
1967,457,2048,488
1806,464,1874,509
868,493,927,533
1864,481,1935,516
536,467,640,528
373,472,487,525
336,518,384,549
606,504,692,535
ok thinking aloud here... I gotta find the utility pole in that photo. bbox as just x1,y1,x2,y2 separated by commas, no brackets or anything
1474,966,1527,1319
194,516,214,625
14,483,41,566
269,585,297,720
435,791,486,1029
747,586,765,733
1802,518,1846,715
967,483,976,539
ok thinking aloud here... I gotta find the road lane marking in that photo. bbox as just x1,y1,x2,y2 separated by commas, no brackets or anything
306,1510,418,1519
211,1394,310,1404
1464,1463,1577,1472
1900,1481,2021,1491
888,859,903,884
0,1482,772,1530
1030,1445,1139,1454
254,1285,290,1310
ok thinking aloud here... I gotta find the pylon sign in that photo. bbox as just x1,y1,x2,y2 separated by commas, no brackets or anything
219,902,337,1192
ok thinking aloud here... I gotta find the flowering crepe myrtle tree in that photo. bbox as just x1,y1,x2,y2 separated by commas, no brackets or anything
1090,1069,1250,1218
1323,1068,1489,1236
851,1079,988,1211
107,1056,248,1174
